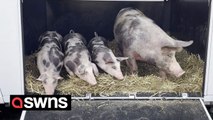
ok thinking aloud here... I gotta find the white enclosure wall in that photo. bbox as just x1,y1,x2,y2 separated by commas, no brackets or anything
204,0,213,102
0,0,24,103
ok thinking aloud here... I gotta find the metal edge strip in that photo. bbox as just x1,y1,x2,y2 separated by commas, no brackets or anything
17,0,25,96
205,0,213,102
72,96,202,100
200,98,213,120
20,110,26,120
0,88,4,103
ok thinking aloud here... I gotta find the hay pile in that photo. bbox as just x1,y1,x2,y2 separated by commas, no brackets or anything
25,42,204,96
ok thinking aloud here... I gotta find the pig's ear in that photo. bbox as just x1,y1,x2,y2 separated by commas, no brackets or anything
53,75,63,80
161,40,193,52
174,40,193,48
104,57,114,64
91,63,99,76
78,65,86,75
36,74,47,81
116,57,129,62
161,40,193,49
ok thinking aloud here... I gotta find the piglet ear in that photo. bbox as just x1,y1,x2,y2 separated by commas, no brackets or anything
36,74,47,81
116,57,128,62
58,76,63,80
91,63,99,76
78,65,86,75
54,75,63,80
104,57,114,64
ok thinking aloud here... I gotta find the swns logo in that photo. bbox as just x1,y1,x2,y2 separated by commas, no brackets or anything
10,95,71,110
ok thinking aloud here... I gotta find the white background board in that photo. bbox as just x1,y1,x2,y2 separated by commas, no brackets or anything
0,0,24,103
204,0,213,102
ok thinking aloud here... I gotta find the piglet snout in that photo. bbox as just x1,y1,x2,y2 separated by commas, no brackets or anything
89,81,97,86
115,74,124,80
44,87,55,95
175,70,185,78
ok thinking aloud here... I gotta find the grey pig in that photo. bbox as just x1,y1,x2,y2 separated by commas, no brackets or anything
114,8,193,78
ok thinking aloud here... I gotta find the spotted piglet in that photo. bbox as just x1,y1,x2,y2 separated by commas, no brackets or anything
88,32,128,80
63,30,99,85
37,31,64,95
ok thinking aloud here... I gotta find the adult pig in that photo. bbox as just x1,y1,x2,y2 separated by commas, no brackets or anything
88,32,128,80
37,31,64,95
114,8,193,78
63,30,99,85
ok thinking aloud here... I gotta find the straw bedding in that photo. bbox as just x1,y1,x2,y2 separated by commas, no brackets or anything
25,41,204,96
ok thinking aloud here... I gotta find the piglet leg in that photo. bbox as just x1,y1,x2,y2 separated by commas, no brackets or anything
124,50,138,74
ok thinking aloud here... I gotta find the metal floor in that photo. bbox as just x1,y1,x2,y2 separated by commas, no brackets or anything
23,100,211,120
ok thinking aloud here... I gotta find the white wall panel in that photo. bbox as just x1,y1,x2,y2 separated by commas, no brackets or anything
0,0,24,103
204,0,213,102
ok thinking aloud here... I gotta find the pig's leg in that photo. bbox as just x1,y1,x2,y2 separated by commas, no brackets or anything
126,58,138,74
124,50,138,74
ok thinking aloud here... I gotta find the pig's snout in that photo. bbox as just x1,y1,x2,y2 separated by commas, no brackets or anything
43,81,57,95
80,75,97,85
115,74,124,80
108,71,124,80
45,91,55,95
44,87,55,95
169,63,185,78
175,70,185,78
85,78,97,86
88,80,97,86
104,67,124,80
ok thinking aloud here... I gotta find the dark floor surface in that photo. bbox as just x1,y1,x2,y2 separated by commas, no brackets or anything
0,107,22,120
0,100,212,120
